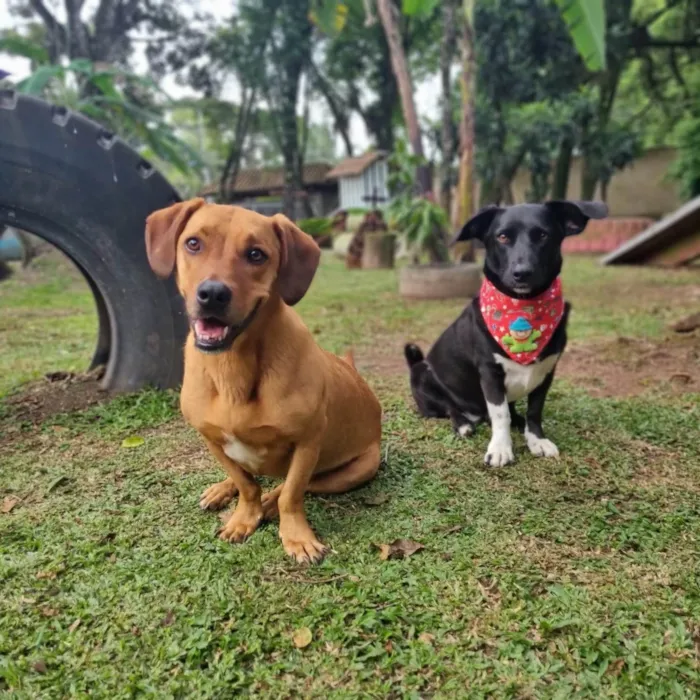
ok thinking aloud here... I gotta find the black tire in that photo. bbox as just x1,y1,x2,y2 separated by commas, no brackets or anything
0,90,188,392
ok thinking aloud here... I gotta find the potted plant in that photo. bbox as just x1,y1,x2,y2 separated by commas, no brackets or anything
387,143,481,300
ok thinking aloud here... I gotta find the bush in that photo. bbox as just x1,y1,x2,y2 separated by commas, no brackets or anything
297,217,333,238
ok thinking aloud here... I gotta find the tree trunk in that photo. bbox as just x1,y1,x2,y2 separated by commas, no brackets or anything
580,158,598,200
439,0,457,213
376,0,431,194
551,135,573,200
454,0,476,263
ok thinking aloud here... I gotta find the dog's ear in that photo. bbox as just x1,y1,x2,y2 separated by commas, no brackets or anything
145,198,206,278
272,214,321,306
450,205,501,244
545,200,608,237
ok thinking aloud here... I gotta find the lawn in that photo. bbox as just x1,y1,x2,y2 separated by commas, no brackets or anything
1,250,699,698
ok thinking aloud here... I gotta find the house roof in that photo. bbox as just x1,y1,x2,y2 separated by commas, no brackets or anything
200,162,334,196
326,150,387,179
601,195,700,266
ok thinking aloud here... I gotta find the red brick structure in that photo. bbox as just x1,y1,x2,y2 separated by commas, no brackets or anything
563,217,654,255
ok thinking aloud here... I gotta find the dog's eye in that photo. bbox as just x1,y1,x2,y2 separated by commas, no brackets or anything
246,247,267,265
185,237,201,253
536,230,548,241
496,233,510,244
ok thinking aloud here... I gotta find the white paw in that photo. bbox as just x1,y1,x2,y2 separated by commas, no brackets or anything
458,423,473,437
484,437,514,467
526,434,559,458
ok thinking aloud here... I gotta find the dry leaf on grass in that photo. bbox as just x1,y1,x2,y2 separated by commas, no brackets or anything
418,632,435,645
375,539,424,561
1,496,20,514
32,660,47,674
40,606,58,617
36,570,57,580
68,619,81,633
292,626,313,649
160,610,175,627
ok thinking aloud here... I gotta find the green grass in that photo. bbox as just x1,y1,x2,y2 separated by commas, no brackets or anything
1,251,699,697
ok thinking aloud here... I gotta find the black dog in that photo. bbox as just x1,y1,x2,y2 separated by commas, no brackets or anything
405,200,607,467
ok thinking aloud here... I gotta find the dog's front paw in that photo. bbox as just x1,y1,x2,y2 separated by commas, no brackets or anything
484,437,514,467
218,503,263,543
200,479,238,510
526,434,559,458
280,517,328,564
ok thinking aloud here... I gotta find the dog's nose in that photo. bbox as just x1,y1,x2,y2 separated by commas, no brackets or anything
512,265,533,282
196,280,232,311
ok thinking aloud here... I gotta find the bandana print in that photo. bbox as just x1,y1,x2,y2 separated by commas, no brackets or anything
479,277,565,365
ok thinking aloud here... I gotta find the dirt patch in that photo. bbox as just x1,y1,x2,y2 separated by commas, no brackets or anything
3,368,107,425
359,330,700,399
559,333,700,397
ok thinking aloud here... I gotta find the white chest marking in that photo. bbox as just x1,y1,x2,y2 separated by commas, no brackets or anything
494,353,560,402
222,434,266,473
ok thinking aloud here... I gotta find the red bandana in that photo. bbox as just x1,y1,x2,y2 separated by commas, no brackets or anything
479,277,565,365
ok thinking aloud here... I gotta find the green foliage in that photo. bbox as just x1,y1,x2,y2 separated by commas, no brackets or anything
669,116,700,198
0,32,49,64
297,217,333,238
554,0,607,71
0,36,201,177
387,141,449,263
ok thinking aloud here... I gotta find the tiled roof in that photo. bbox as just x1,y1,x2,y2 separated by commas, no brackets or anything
326,151,387,179
201,162,333,196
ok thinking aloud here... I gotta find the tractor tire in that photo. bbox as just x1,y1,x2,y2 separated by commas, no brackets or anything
0,90,188,393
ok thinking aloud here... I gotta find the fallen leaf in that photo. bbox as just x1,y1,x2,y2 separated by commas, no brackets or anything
375,539,424,561
36,570,57,580
47,475,71,493
160,610,175,627
363,493,389,506
292,626,312,649
607,658,625,677
131,626,141,636
32,660,47,674
385,641,393,653
68,619,81,633
108,553,117,563
121,436,145,449
1,496,20,514
418,632,435,645
441,524,464,535
40,606,58,617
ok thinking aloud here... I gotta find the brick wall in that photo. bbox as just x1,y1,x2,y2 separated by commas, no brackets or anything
562,217,654,254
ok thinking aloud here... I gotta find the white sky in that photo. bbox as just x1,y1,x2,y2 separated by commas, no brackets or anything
0,0,440,157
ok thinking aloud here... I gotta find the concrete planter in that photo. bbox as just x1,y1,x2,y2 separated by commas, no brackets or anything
399,262,481,300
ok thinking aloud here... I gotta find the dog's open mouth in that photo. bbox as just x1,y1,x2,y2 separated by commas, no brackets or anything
193,318,233,352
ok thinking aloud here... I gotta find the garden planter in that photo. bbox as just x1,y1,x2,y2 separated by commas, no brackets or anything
362,232,396,269
399,262,481,300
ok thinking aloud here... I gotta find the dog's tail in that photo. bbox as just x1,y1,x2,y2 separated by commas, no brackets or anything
341,348,356,368
404,343,425,368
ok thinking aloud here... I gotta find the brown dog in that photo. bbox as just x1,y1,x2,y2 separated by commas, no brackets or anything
145,199,382,563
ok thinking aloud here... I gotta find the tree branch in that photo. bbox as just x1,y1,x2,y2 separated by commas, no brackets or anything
29,0,66,45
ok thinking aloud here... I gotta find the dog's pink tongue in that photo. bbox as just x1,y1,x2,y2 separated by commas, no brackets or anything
195,319,228,341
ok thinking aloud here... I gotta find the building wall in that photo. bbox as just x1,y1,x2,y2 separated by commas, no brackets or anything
511,146,682,218
339,160,389,210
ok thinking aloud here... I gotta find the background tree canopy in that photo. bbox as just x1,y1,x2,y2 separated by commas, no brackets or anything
1,0,699,210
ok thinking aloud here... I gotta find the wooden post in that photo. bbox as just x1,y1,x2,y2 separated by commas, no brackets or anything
362,233,396,269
